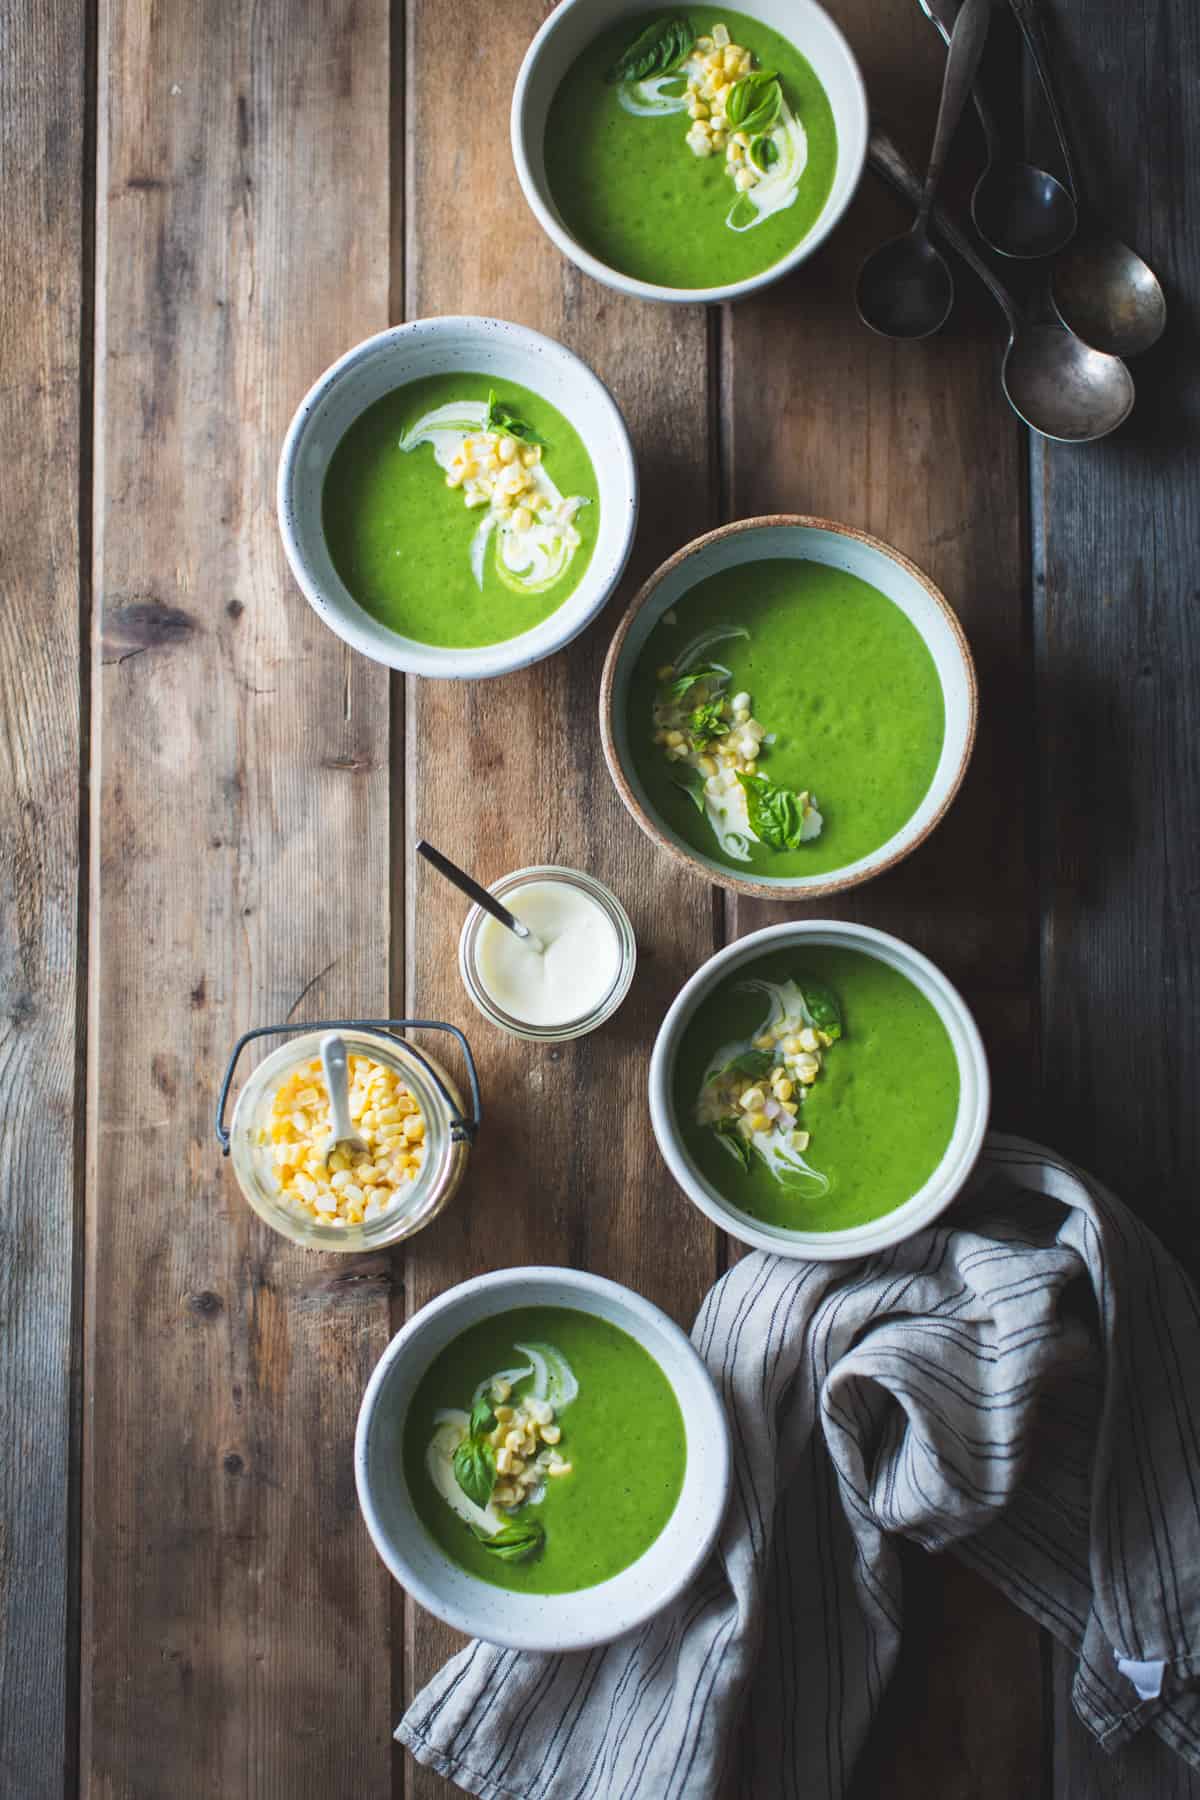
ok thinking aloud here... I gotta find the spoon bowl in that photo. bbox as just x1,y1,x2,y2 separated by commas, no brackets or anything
917,0,1077,261
856,231,955,339
855,0,991,340
1005,0,1166,357
1051,234,1167,358
868,129,1135,443
971,159,1077,260
1002,319,1135,442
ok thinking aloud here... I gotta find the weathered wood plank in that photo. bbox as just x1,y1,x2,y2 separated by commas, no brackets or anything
0,0,88,1790
722,3,1043,1794
1033,1,1200,1794
1032,0,1200,1265
399,3,720,1787
84,0,394,1791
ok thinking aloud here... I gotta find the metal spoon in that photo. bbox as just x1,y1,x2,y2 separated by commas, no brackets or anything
916,0,1077,258
868,129,1135,441
857,0,993,339
415,838,545,954
1007,0,1166,354
319,1032,369,1167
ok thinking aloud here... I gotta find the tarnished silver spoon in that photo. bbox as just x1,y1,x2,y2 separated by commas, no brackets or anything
916,0,1077,259
868,129,1135,442
1007,0,1166,355
856,0,993,339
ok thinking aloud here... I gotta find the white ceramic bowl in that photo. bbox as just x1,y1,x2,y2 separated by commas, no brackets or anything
649,920,990,1259
355,1266,730,1651
277,317,639,679
600,516,978,899
511,0,869,305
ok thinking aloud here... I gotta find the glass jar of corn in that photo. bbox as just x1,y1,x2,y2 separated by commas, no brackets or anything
219,1022,478,1250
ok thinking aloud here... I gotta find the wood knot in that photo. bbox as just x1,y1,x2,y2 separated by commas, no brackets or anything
102,597,198,665
186,1290,223,1317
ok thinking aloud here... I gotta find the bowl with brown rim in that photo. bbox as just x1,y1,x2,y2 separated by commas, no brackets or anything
598,516,977,899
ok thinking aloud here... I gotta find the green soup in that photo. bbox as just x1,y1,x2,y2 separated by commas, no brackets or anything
674,946,961,1230
545,8,838,289
629,558,946,877
322,373,600,649
404,1306,687,1595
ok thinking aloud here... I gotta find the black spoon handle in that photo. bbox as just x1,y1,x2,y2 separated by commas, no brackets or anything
918,0,994,228
415,839,534,940
1005,0,1081,201
916,0,1003,163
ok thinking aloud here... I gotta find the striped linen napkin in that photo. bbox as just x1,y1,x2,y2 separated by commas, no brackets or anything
397,1135,1200,1798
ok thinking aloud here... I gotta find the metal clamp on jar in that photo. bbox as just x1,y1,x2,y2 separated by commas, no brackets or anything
216,1017,481,1251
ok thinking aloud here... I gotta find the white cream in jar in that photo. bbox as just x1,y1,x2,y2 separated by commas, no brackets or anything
475,879,622,1028
459,865,636,1042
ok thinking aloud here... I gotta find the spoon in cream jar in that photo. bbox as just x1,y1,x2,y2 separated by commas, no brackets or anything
416,839,545,955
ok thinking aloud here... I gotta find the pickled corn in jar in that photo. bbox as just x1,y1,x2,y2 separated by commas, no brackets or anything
217,1020,480,1251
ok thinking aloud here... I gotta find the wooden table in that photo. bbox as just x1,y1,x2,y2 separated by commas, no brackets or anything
4,0,1198,1792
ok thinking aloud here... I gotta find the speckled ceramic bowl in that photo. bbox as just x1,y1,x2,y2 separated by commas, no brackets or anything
278,316,638,679
600,515,978,899
355,1266,730,1651
512,0,869,305
649,919,990,1259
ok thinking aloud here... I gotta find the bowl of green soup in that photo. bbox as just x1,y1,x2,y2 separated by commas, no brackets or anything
512,1,869,302
600,516,977,897
278,316,638,678
650,920,989,1259
355,1266,730,1650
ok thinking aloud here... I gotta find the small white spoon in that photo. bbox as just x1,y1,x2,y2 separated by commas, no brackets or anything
319,1032,369,1167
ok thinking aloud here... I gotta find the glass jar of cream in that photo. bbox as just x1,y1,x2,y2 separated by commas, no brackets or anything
216,1018,480,1251
458,865,636,1043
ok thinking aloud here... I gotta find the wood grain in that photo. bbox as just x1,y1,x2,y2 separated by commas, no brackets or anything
1031,0,1200,1792
83,0,394,1791
0,0,88,1791
399,3,721,1787
721,2,1044,1793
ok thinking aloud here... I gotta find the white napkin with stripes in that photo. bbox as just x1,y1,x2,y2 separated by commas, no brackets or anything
397,1136,1200,1797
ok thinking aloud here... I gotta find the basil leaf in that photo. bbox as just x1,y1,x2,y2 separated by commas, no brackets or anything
711,1047,775,1083
469,1394,496,1438
671,767,707,815
666,664,727,700
688,699,729,747
750,133,780,172
453,1435,496,1510
606,14,694,83
726,71,781,135
802,981,843,1042
737,770,808,851
485,388,549,449
711,1117,753,1172
472,1518,546,1563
